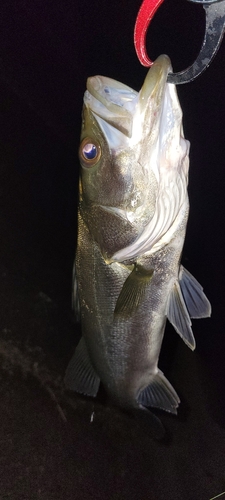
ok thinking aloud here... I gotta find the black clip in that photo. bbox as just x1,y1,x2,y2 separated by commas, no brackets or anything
168,0,225,84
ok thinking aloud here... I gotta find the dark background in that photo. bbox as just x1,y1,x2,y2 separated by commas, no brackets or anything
0,0,225,499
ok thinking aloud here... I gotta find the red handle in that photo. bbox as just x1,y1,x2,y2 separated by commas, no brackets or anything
134,0,165,66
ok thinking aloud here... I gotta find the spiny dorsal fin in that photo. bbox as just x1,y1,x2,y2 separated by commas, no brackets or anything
138,369,180,414
64,337,100,397
167,280,196,351
114,264,154,316
179,265,211,319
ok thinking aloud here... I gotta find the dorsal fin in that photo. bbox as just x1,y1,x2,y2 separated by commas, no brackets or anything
114,265,154,316
179,265,211,318
167,280,196,351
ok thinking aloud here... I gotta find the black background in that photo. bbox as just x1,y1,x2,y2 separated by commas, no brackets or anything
0,1,225,499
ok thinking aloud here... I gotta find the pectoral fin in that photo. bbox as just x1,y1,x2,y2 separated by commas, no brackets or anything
179,265,211,318
167,280,196,350
114,265,154,316
64,337,100,397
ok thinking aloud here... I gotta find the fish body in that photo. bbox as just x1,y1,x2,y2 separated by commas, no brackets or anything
65,55,211,431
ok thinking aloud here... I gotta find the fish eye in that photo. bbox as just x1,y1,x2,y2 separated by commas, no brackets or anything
79,137,101,167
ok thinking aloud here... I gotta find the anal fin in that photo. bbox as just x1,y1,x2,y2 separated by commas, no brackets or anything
167,280,196,350
64,337,100,397
138,370,180,414
114,264,154,316
179,265,211,318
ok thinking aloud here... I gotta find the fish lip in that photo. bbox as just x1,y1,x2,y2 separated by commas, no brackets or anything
85,76,137,138
84,55,172,141
86,75,138,115
138,54,171,112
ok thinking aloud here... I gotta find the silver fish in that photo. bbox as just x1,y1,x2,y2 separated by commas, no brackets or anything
65,55,211,435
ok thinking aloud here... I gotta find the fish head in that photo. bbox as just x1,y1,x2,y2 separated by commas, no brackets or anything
78,55,190,261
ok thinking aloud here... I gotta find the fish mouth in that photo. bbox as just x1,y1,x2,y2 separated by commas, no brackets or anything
84,55,171,145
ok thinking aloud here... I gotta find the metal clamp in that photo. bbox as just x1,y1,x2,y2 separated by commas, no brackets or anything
134,0,225,84
168,0,225,83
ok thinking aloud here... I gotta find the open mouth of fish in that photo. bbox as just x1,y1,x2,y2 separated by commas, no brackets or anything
83,54,171,150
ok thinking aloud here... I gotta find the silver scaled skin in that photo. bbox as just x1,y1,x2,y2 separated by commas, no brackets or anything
65,55,211,436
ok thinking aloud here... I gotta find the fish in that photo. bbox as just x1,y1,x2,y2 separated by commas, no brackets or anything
64,54,211,437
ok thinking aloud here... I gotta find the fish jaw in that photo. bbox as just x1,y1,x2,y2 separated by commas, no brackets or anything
85,75,138,139
84,54,171,147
